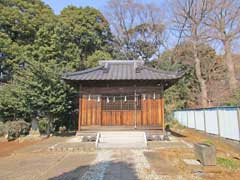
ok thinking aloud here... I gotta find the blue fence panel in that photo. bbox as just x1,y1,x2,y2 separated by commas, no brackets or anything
179,111,183,124
174,107,240,141
218,108,240,141
205,109,218,135
187,111,195,128
195,110,205,131
181,111,188,126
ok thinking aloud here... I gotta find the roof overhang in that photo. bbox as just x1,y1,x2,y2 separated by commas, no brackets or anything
62,60,185,90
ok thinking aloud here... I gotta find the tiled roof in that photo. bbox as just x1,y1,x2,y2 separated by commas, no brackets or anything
62,60,184,81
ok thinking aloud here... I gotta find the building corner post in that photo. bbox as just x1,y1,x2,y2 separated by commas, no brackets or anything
161,85,165,134
78,84,82,132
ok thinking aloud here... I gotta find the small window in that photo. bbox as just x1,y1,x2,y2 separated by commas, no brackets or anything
102,94,141,111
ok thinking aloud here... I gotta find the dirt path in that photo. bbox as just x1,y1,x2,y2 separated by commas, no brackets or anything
0,140,40,157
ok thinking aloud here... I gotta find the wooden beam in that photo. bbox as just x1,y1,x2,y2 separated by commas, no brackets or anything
80,86,163,94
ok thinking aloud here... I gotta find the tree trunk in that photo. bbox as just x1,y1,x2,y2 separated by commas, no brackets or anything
46,113,53,136
223,40,237,91
193,42,208,107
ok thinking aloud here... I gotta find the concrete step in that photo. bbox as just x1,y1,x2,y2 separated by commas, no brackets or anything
100,132,145,137
100,135,144,138
98,143,146,149
100,131,144,135
99,138,144,143
96,131,147,149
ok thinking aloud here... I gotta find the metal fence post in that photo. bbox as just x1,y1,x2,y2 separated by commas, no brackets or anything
216,108,221,137
194,110,196,129
237,107,240,142
203,109,207,133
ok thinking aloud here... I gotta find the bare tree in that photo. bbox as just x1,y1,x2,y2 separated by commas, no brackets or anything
105,0,166,60
172,0,213,107
205,0,240,91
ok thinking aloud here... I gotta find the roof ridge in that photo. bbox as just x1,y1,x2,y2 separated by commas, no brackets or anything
99,60,144,65
139,65,179,75
63,66,104,77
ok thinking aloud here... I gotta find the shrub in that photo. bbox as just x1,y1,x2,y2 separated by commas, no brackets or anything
5,120,31,140
38,118,48,134
0,122,5,137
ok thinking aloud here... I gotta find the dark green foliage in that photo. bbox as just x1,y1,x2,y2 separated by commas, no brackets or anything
0,84,28,120
0,0,55,44
85,50,112,68
0,122,5,136
38,118,48,134
59,6,113,66
0,0,56,79
0,1,113,133
5,120,31,140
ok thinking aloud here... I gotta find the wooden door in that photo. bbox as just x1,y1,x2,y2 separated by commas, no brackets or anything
79,94,164,127
138,94,164,127
101,95,138,126
80,95,101,126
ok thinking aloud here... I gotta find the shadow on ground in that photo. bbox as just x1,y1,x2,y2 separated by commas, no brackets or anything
48,161,138,180
169,129,186,138
54,131,77,137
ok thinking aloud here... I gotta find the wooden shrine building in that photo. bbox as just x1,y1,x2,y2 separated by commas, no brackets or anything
63,60,184,131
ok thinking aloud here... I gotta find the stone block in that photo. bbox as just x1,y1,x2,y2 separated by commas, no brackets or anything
163,135,170,141
194,143,216,166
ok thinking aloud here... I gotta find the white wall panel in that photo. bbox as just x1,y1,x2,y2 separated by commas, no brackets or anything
205,109,219,135
218,108,240,141
194,110,205,131
187,111,195,128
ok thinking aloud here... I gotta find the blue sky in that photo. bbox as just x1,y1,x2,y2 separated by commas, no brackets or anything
42,0,163,15
41,0,239,54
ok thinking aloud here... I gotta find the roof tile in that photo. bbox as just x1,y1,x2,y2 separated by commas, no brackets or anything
62,60,184,81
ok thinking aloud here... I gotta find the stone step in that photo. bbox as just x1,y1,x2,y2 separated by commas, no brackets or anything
99,138,144,143
98,143,146,149
100,134,145,137
100,131,144,134
96,131,147,149
100,132,145,136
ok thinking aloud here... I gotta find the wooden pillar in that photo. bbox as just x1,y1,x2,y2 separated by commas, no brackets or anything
162,97,165,131
134,88,137,129
78,85,82,131
161,85,165,132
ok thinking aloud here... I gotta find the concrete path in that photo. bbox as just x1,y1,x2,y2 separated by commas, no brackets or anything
97,131,147,149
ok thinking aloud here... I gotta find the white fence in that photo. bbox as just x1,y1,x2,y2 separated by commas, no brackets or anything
174,107,240,141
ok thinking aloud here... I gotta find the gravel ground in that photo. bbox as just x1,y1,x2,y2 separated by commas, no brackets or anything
78,149,201,180
80,150,113,180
